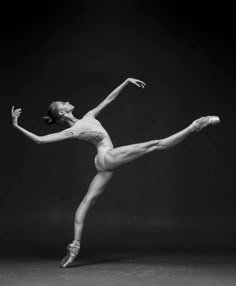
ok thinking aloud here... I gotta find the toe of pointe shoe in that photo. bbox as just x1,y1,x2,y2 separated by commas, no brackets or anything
60,254,75,268
208,116,220,125
60,244,80,268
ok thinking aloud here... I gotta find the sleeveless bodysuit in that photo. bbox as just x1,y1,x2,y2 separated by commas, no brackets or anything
67,112,114,171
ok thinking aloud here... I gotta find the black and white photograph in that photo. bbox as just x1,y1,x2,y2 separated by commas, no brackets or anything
0,1,235,285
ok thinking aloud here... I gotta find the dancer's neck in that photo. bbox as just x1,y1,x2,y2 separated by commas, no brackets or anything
64,113,79,127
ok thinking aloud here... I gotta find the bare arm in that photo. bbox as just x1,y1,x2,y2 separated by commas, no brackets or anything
11,106,74,144
14,125,74,144
86,78,146,117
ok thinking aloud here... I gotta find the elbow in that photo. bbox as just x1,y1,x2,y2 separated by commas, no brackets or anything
36,137,43,144
107,95,115,102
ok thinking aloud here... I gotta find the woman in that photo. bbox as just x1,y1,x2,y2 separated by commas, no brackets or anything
11,78,220,268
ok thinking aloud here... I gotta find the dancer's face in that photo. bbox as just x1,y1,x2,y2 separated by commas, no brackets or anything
57,101,75,115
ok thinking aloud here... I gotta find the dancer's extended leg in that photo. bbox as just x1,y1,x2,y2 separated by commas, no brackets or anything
60,171,113,268
104,116,220,170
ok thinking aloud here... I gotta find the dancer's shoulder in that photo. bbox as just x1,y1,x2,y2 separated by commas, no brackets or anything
83,111,95,118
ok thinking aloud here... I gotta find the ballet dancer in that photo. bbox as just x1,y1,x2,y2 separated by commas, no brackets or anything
11,78,220,268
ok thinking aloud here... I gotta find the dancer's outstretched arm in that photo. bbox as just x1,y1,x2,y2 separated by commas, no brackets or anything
87,78,146,117
11,106,74,144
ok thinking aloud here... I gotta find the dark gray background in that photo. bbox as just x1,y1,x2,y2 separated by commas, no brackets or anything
1,1,235,257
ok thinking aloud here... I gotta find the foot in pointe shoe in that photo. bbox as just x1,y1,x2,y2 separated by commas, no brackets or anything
192,116,220,132
60,242,80,268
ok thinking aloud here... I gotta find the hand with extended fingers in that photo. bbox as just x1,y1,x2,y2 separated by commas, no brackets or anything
11,106,22,126
127,78,146,89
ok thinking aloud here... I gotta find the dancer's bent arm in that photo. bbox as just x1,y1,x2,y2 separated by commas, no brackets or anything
11,106,74,144
13,124,73,144
87,78,146,117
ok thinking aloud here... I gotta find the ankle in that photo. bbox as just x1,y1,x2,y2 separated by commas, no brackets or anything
72,240,80,247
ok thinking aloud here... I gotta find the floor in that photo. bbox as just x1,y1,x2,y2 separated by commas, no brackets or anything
1,251,236,286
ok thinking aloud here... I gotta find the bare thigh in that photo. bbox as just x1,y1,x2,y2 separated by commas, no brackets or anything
83,171,114,204
94,146,114,172
104,140,161,171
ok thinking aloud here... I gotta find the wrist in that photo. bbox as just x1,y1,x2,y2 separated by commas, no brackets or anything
13,122,19,128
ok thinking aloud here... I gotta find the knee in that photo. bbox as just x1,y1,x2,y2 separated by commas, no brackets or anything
84,195,99,206
147,140,165,152
156,140,166,150
75,197,98,225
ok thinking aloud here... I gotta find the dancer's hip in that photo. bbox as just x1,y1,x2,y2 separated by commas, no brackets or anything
94,145,113,172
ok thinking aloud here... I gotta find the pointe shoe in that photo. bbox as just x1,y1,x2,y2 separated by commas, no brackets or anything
60,242,80,268
208,116,220,125
193,115,220,132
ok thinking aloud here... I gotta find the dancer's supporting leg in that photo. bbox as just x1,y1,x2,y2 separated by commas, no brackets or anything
60,171,113,268
60,115,219,267
74,171,113,241
104,116,220,170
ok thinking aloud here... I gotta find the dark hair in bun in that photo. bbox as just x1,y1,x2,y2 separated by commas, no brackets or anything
43,115,53,125
43,101,62,125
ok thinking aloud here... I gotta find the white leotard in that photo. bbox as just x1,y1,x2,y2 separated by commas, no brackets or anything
67,112,114,149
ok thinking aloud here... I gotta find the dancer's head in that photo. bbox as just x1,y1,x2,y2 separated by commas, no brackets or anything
43,101,74,125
